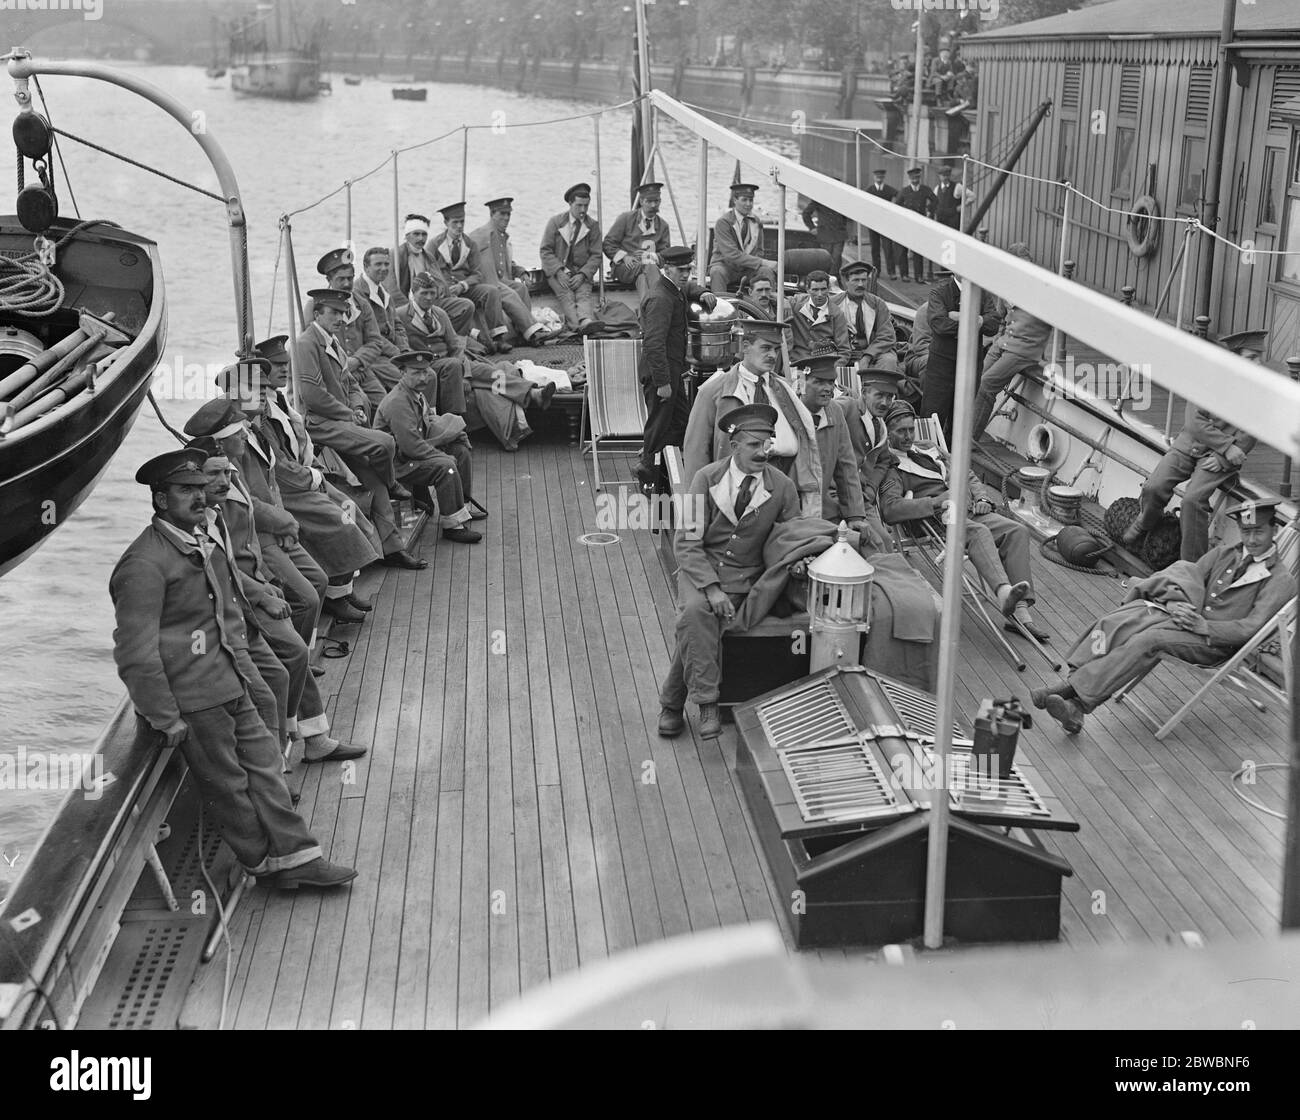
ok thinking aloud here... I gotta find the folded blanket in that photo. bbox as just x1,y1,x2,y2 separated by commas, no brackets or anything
870,552,938,643
732,517,840,633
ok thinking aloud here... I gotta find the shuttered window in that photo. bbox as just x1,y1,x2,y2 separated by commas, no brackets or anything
1061,63,1081,112
1119,66,1142,117
1270,69,1300,129
1186,67,1213,127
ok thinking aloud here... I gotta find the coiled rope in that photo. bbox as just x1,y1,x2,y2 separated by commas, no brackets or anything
0,219,121,318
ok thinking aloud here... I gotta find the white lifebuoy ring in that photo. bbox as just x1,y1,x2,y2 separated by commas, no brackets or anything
1027,423,1070,468
1126,195,1160,258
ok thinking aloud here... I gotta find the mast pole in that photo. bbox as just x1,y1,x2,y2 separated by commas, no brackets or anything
281,219,303,411
594,114,606,310
697,138,709,270
909,15,925,162
635,0,654,173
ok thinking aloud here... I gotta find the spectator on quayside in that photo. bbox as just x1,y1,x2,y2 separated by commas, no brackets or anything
296,287,427,571
390,213,476,333
428,201,513,354
834,260,899,372
539,182,603,333
603,180,671,298
469,197,555,348
1034,499,1295,735
865,168,900,280
707,181,778,296
933,163,963,231
895,167,937,283
110,448,358,891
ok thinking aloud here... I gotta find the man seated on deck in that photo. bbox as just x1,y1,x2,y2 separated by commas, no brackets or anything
707,181,778,295
603,180,671,297
398,271,557,452
1033,499,1295,734
354,246,409,353
658,404,801,741
748,276,778,319
877,401,1049,641
374,351,487,544
390,213,476,332
190,432,368,765
469,196,555,348
1120,330,1269,563
835,364,907,552
429,201,513,354
834,260,899,372
539,183,603,333
798,351,869,535
682,318,824,518
304,247,400,408
788,270,852,365
110,449,357,890
296,287,427,571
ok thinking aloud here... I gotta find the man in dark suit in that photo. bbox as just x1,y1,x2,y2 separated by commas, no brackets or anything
658,404,801,740
933,163,963,230
635,244,716,488
801,197,849,279
110,449,357,890
896,167,937,282
865,168,899,279
923,270,1003,445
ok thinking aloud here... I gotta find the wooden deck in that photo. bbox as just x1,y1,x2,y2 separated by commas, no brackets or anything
197,434,1290,1029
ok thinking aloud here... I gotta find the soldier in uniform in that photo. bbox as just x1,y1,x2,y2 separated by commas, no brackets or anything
305,247,400,406
1121,330,1268,562
469,197,553,347
391,213,476,332
110,449,356,890
798,353,867,531
604,180,671,296
635,244,716,488
923,269,1003,444
539,182,603,332
1035,499,1295,734
296,287,426,571
374,350,487,544
835,260,898,371
354,247,409,352
896,167,936,282
836,365,907,552
788,270,852,365
707,181,778,295
429,201,513,353
865,168,900,279
657,404,802,740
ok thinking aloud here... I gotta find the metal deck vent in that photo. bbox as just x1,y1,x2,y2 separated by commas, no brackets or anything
105,924,192,1030
757,678,856,748
777,736,906,824
926,747,1050,819
878,678,971,744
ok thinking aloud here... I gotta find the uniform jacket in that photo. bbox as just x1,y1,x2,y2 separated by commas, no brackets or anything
110,518,251,728
788,293,852,361
877,445,992,524
390,243,440,301
812,402,866,520
354,273,409,350
838,398,892,509
638,272,706,388
429,230,487,287
375,381,469,469
296,323,367,425
833,290,896,361
927,276,1004,364
989,305,1050,361
897,182,937,218
539,210,602,280
469,222,527,284
603,208,670,264
708,209,767,275
1171,404,1258,463
237,426,298,547
212,496,276,612
399,301,463,358
675,458,801,594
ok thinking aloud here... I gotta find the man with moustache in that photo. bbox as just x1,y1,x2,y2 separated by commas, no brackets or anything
603,180,671,297
304,247,401,406
837,365,908,551
469,197,554,347
110,449,357,890
391,212,476,332
429,201,513,353
707,181,778,295
539,183,603,332
835,260,899,371
657,404,801,740
797,352,867,534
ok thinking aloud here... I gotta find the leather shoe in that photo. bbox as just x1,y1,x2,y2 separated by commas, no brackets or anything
657,707,685,737
633,462,658,488
1044,694,1085,734
323,597,366,624
388,482,413,501
536,382,556,410
467,502,489,521
311,665,326,678
1120,521,1144,547
1006,617,1052,643
260,858,358,891
303,737,368,763
494,339,513,354
698,702,722,739
412,495,437,516
345,592,373,612
381,549,427,569
443,526,483,544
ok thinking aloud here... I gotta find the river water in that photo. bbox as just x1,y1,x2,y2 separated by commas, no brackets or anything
0,62,798,898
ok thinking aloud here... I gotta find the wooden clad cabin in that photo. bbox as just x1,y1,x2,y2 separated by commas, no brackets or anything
962,0,1300,366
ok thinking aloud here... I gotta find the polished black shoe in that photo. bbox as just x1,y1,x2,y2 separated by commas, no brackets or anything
322,597,366,624
345,592,373,612
388,482,413,501
303,737,368,763
536,381,556,410
467,501,489,521
443,526,483,544
657,707,685,737
633,462,658,488
412,495,437,516
381,549,427,570
311,665,326,678
260,858,358,891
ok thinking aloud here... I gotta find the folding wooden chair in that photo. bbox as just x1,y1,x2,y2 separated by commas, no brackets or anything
1114,523,1298,739
581,338,647,491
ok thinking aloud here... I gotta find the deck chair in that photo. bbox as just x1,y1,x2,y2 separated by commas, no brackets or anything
894,413,1062,673
1114,523,1298,740
581,338,646,491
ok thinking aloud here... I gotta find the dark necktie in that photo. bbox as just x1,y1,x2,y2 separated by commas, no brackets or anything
855,300,867,340
452,237,462,259
735,474,756,520
753,373,770,407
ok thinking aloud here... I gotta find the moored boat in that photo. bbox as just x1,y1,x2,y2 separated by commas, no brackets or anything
391,87,427,102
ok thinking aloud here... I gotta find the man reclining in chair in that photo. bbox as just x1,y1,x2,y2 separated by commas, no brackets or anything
877,401,1049,641
658,404,801,741
1032,498,1295,734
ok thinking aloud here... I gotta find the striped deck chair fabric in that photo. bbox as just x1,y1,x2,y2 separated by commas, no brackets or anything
581,338,647,491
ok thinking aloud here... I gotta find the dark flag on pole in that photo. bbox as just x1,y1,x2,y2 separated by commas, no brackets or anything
630,29,646,206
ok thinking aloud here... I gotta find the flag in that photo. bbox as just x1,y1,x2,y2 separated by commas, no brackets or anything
630,27,646,206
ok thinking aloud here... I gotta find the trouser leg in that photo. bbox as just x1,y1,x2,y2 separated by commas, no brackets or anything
1179,462,1236,561
827,242,844,278
921,369,956,445
980,512,1033,595
468,283,507,338
547,274,581,328
640,382,677,468
238,640,288,750
261,540,326,645
255,612,318,736
709,264,730,295
1069,627,1230,711
181,694,322,874
437,296,476,335
405,454,468,528
448,434,474,500
971,348,1035,437
1135,447,1195,531
869,231,884,273
499,284,537,340
673,580,744,706
659,647,688,710
963,521,1011,592
573,276,595,325
345,458,403,555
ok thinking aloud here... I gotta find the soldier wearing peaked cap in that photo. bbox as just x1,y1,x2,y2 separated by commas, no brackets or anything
387,212,476,332
657,401,802,741
604,180,671,296
834,364,907,552
1121,329,1271,562
429,202,513,354
1036,495,1295,736
896,167,936,282
469,197,553,346
540,183,603,331
833,258,899,373
109,452,357,890
708,181,778,296
796,351,868,534
635,244,715,488
306,251,400,408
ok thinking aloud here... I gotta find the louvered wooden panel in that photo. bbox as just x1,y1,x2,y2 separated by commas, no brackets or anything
1119,65,1142,117
1186,66,1213,126
1270,69,1300,127
1061,63,1081,111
